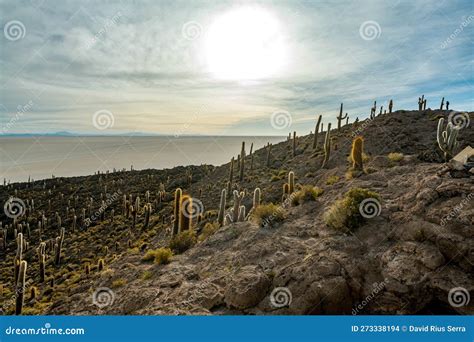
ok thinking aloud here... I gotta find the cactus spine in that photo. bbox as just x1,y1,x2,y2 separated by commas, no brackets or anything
172,188,182,236
351,136,364,171
337,103,348,131
437,118,460,162
15,260,27,315
217,189,226,227
321,123,332,168
312,115,322,150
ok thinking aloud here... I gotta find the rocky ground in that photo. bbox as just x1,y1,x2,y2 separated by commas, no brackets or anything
0,108,472,315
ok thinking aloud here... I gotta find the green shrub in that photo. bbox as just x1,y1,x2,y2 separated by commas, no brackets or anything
154,248,173,265
291,185,324,206
387,152,404,162
324,188,380,231
169,230,197,254
199,222,219,242
141,271,153,280
111,279,127,288
142,247,174,264
251,203,286,227
325,175,340,185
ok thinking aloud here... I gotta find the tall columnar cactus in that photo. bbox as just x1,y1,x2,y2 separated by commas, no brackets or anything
266,143,272,167
14,233,23,284
143,204,150,229
38,242,46,283
172,188,182,236
253,187,261,209
122,194,127,215
232,190,244,223
337,103,348,131
440,97,445,110
437,118,460,162
217,189,226,227
292,131,297,157
282,183,290,202
312,115,322,150
15,260,27,315
54,227,65,266
321,123,332,168
239,142,245,181
288,171,295,194
250,143,254,171
228,157,234,193
388,99,393,113
351,136,364,171
179,195,192,232
446,101,450,110
238,206,246,222
370,101,377,120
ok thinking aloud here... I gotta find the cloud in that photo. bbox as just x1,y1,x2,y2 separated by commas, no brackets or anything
0,0,472,135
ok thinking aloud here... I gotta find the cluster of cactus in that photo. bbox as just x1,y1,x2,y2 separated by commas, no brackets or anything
351,136,364,171
337,103,348,131
440,97,449,110
282,172,295,202
370,101,377,119
321,123,332,168
171,188,195,235
224,190,245,224
418,95,427,111
437,118,460,161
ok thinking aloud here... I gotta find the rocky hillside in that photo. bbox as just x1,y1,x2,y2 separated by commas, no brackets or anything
0,108,473,315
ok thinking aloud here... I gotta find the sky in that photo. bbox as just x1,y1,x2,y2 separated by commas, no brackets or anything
0,0,473,136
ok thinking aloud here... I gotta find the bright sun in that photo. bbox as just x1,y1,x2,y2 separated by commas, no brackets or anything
204,6,287,80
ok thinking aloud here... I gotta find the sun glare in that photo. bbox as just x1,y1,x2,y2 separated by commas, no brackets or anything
204,6,287,80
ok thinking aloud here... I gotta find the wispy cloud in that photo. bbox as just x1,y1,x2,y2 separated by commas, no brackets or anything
1,0,472,135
